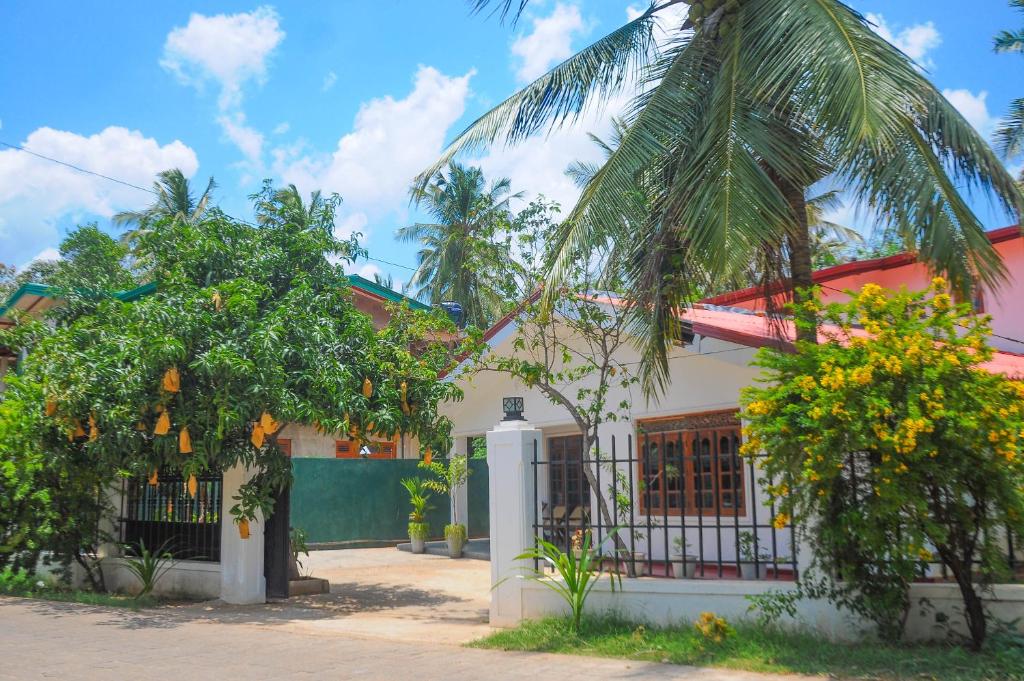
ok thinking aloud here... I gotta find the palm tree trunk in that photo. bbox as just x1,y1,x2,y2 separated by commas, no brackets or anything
779,180,817,344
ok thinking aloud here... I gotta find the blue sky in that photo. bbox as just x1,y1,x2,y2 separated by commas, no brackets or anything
1,1,1021,287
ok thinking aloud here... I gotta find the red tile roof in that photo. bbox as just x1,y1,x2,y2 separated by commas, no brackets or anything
700,225,1022,307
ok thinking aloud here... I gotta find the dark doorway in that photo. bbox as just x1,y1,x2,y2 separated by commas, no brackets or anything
263,485,291,599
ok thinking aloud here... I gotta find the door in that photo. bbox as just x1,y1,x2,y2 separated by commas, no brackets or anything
263,446,292,599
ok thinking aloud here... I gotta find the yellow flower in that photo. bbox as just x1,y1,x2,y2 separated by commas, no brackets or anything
773,513,791,529
918,547,934,562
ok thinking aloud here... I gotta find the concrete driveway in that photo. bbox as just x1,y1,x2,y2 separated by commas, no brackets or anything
0,597,814,681
291,546,493,643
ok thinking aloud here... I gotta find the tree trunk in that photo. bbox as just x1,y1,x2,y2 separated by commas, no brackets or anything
580,433,637,577
945,551,988,650
779,180,817,344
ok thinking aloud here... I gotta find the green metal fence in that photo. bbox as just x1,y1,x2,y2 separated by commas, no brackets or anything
291,457,490,545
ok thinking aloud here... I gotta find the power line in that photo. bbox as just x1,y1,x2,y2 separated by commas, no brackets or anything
0,139,420,273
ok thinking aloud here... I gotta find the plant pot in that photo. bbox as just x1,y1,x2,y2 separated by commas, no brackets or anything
616,552,648,577
740,562,768,580
408,522,429,554
445,524,467,559
674,555,699,579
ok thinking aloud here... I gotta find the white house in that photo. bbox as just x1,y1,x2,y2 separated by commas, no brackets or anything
441,228,1024,641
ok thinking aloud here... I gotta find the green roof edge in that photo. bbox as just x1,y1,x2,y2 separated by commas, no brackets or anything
347,274,430,311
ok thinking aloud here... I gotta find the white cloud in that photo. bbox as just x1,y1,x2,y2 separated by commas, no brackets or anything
511,3,586,82
942,88,998,139
336,212,368,241
322,71,338,92
626,2,689,41
25,248,62,267
161,6,284,110
162,7,283,167
217,112,265,164
275,66,474,221
866,13,941,68
0,126,199,263
273,122,290,135
353,262,381,280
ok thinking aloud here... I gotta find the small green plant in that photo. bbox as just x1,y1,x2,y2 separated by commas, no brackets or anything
290,527,310,576
445,523,467,542
121,539,176,598
421,455,470,544
400,477,433,523
401,477,434,544
694,611,735,644
738,531,769,562
0,566,38,595
509,529,622,633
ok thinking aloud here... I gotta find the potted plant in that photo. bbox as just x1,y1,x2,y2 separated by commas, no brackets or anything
420,453,470,559
738,531,771,579
673,536,699,579
400,477,432,554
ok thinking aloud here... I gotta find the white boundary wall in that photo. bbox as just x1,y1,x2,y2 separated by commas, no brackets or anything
486,415,1024,642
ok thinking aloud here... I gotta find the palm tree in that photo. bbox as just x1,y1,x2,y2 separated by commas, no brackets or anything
569,121,863,289
398,163,521,328
253,183,333,232
113,168,216,234
424,0,1023,392
995,0,1024,175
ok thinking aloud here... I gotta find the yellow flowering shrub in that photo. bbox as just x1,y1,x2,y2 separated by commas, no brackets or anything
740,280,1024,644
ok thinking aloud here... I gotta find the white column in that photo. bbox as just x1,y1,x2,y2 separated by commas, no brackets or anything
486,418,540,627
219,464,266,604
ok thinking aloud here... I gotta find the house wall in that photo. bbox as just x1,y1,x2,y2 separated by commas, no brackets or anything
442,329,791,564
725,237,1024,354
278,423,421,459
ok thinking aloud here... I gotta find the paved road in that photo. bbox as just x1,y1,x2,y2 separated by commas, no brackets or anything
0,598,813,681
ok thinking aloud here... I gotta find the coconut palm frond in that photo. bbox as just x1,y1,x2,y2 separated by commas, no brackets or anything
996,98,1024,158
414,11,659,190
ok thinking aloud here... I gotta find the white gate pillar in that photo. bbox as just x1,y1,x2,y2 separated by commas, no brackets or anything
486,416,540,627
219,464,266,604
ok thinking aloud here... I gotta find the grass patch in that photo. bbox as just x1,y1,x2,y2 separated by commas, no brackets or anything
1,585,156,610
471,616,1024,680
1,567,155,610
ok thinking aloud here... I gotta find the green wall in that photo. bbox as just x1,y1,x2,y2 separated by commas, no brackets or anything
291,458,490,545
468,458,489,537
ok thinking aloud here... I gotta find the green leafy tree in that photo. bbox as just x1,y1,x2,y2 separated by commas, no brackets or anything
460,200,641,568
995,0,1024,173
399,162,522,328
740,280,1024,649
7,184,468,532
432,0,1023,391
0,372,114,590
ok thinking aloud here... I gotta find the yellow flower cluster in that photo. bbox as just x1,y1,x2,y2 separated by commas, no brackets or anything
773,513,791,529
895,417,933,454
820,368,846,390
746,400,771,416
849,366,873,385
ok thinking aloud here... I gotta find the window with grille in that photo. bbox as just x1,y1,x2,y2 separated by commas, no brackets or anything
637,411,745,516
335,439,396,458
547,434,591,512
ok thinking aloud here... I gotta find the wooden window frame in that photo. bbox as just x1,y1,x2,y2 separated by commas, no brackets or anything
636,410,746,517
334,438,397,459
